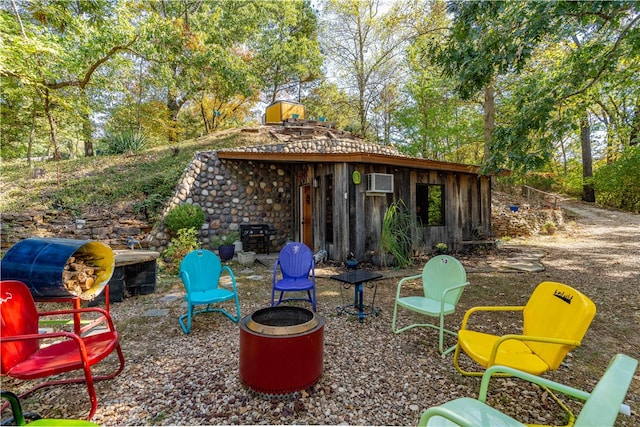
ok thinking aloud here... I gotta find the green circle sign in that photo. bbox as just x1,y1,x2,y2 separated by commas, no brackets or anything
352,170,361,184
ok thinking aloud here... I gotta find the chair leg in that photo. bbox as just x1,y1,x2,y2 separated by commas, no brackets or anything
453,343,484,376
306,289,317,311
179,304,193,334
391,301,400,333
393,307,458,355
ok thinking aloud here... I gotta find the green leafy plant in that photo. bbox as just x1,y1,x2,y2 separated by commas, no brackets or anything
161,227,200,274
210,230,240,248
543,221,557,235
434,242,448,253
593,146,640,213
164,204,205,233
104,131,147,154
380,200,413,268
134,193,167,222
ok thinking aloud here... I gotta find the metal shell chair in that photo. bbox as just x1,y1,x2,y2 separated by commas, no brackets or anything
453,281,596,376
419,354,637,427
392,255,469,354
1,391,99,426
178,249,241,334
0,280,125,420
271,242,317,311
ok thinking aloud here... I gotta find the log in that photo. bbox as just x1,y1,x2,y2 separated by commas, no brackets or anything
62,250,102,295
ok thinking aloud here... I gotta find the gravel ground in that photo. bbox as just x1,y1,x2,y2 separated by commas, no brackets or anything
2,201,639,426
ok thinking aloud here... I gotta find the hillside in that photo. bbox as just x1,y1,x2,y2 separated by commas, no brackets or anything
1,129,273,215
1,127,564,252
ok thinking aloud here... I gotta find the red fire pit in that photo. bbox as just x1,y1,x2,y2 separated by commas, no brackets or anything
239,306,324,397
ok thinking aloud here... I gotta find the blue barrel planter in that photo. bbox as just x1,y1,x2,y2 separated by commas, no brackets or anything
0,237,115,300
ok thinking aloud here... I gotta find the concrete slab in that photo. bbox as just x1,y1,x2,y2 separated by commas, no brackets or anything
159,294,181,303
143,308,169,317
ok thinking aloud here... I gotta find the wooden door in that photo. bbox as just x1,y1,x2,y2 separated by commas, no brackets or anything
301,184,313,248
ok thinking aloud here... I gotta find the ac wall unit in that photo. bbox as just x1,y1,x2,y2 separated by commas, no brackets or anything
366,173,394,193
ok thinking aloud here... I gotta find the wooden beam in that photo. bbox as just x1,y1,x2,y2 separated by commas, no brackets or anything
217,151,487,175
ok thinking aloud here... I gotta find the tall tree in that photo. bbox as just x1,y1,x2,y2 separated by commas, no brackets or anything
320,0,416,137
1,0,137,159
396,0,483,163
438,1,640,204
250,0,323,104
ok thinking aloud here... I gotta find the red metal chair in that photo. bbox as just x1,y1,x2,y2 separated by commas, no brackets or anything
0,280,125,420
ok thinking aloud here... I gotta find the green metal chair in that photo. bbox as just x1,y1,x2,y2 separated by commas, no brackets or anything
418,353,637,427
178,249,240,334
1,391,99,426
392,255,469,354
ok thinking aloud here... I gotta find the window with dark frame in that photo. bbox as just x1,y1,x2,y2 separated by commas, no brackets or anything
416,183,444,226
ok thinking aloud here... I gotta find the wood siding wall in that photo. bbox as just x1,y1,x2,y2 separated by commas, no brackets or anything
304,163,491,261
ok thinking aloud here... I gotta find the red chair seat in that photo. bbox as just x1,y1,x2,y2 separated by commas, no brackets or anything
7,331,120,379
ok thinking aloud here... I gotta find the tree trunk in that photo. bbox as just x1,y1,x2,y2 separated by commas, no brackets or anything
631,100,639,146
28,94,36,167
43,89,60,160
199,97,210,134
167,85,180,143
580,115,595,203
482,81,495,164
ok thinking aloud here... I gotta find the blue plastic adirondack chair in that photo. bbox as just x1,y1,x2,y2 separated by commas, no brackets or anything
178,249,240,334
271,242,317,311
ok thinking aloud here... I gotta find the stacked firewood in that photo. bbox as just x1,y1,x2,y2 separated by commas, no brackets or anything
62,252,104,295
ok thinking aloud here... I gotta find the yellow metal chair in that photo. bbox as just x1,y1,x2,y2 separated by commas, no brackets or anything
419,353,637,427
453,281,596,376
392,255,469,354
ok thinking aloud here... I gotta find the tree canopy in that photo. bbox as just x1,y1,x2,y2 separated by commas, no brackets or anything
1,0,638,211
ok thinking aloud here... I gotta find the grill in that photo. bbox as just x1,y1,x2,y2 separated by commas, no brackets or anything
240,224,272,254
239,306,324,398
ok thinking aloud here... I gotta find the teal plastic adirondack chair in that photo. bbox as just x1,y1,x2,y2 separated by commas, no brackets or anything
392,255,469,354
178,249,240,334
419,353,637,427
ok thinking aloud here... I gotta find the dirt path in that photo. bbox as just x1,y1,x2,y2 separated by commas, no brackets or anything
521,200,640,363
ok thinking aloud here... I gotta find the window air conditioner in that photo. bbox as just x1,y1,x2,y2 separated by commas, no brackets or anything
366,173,394,193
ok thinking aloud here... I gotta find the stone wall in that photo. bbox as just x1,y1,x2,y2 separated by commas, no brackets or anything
146,151,294,253
491,191,565,238
0,202,152,251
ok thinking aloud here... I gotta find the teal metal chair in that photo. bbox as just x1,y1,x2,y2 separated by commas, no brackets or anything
419,353,637,427
1,391,99,426
392,255,469,354
178,249,240,334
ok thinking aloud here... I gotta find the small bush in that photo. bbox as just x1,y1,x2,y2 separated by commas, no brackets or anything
210,230,240,248
104,131,147,154
593,146,640,213
161,227,200,274
134,193,167,222
165,204,205,233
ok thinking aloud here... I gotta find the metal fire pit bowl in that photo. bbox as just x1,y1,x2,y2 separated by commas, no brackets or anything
239,306,324,398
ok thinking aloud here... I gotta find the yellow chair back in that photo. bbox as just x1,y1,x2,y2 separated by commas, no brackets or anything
523,281,596,370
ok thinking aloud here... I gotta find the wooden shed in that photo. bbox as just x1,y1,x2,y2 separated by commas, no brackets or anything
264,100,306,124
209,129,495,263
